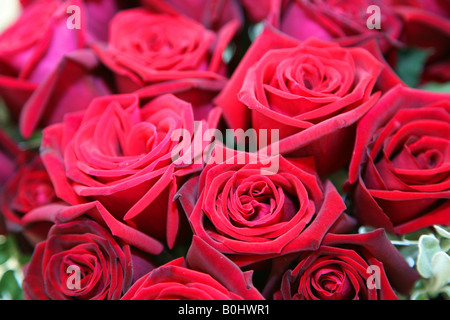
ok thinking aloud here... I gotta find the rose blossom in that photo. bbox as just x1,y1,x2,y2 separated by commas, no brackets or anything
93,7,239,120
216,26,385,176
18,48,113,139
22,201,161,300
40,93,221,248
121,236,264,300
176,145,357,266
392,0,450,83
0,154,57,244
264,229,420,300
347,85,450,235
0,0,120,120
0,128,22,234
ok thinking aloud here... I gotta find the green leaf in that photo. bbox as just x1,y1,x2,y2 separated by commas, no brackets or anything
248,22,264,42
434,225,450,239
0,270,23,300
0,236,9,265
395,47,430,88
416,234,441,278
429,252,450,295
421,82,450,93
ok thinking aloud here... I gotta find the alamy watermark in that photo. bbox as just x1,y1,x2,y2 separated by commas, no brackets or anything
66,264,81,290
66,5,81,30
366,265,382,290
64,263,382,291
64,4,381,32
366,5,382,30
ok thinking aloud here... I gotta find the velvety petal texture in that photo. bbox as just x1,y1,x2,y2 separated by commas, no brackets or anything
22,201,159,300
40,93,220,248
19,48,113,139
177,145,356,266
0,153,56,244
348,85,450,234
121,236,264,300
93,7,239,120
0,0,84,118
279,0,403,53
140,0,243,31
216,26,385,176
266,229,420,300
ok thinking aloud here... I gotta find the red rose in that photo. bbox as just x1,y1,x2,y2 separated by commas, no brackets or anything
93,7,239,120
216,26,384,176
348,85,450,235
0,0,118,120
279,0,403,53
0,154,57,244
392,1,450,82
264,229,420,300
18,49,113,139
121,236,264,300
177,145,357,266
40,93,221,248
22,201,160,300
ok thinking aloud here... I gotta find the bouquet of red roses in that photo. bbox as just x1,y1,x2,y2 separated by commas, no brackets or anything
0,0,448,302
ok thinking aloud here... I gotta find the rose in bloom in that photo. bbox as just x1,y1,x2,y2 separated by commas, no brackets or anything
347,85,450,235
0,0,119,120
278,0,403,53
264,229,419,300
93,7,239,120
122,236,264,300
278,0,450,83
239,0,289,23
0,154,57,244
22,201,161,300
176,145,357,267
216,26,384,176
40,93,220,248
